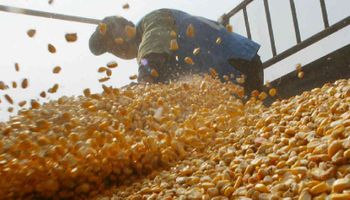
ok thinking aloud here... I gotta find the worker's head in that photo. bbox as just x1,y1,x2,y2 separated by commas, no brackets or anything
89,16,138,59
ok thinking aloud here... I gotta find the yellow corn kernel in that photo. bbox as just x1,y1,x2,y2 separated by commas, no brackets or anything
184,57,194,65
53,66,61,74
99,23,107,35
125,25,136,39
48,44,56,53
27,29,36,37
65,33,77,42
186,24,195,37
170,39,179,51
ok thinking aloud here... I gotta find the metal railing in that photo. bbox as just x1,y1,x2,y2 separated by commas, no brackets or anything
221,0,350,69
0,5,100,24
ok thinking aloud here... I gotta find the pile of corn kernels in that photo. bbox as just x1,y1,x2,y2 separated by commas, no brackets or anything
96,78,350,200
0,75,349,200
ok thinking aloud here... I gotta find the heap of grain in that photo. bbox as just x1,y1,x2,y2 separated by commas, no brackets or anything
0,75,245,199
0,73,349,199
97,78,350,200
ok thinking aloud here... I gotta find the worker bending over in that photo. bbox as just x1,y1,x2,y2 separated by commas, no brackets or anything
89,9,263,96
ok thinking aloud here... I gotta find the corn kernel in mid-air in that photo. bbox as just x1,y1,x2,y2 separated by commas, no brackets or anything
170,39,179,51
99,23,107,35
27,29,36,38
298,71,304,79
14,63,20,72
184,57,194,65
151,69,159,77
21,78,29,89
122,3,130,9
216,37,222,44
193,48,200,55
170,31,177,38
186,24,195,38
226,24,233,32
125,25,136,39
48,44,56,53
129,74,138,80
53,66,61,74
65,33,78,42
269,88,277,97
107,61,118,68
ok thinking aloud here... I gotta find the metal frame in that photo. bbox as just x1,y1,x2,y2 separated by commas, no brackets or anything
0,5,100,25
222,0,350,69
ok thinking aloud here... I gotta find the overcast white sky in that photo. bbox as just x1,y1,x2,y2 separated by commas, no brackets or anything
0,0,349,121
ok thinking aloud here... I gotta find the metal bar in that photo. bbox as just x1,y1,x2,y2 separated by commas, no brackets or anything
289,0,301,43
263,0,277,56
319,0,330,28
0,5,101,25
263,16,350,69
243,7,252,39
225,0,254,19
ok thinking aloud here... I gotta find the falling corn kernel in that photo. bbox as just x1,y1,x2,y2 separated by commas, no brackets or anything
170,39,179,51
216,37,222,44
0,81,6,90
251,90,260,98
186,24,195,38
14,63,20,72
151,69,159,78
106,69,112,77
209,68,218,78
48,0,54,4
7,107,14,113
129,74,138,80
65,33,78,42
4,94,14,104
99,23,107,35
122,3,130,9
83,88,91,97
226,24,233,32
48,44,56,53
99,77,110,83
107,61,118,69
125,25,137,39
53,66,61,74
184,57,194,65
12,81,17,89
265,80,271,88
298,71,305,79
258,91,268,100
48,84,59,93
27,29,36,38
114,37,124,45
21,78,29,89
269,88,277,97
30,99,40,109
236,75,245,84
193,48,200,55
40,91,46,98
296,63,302,71
98,67,107,73
223,75,229,81
170,30,177,38
18,101,27,107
